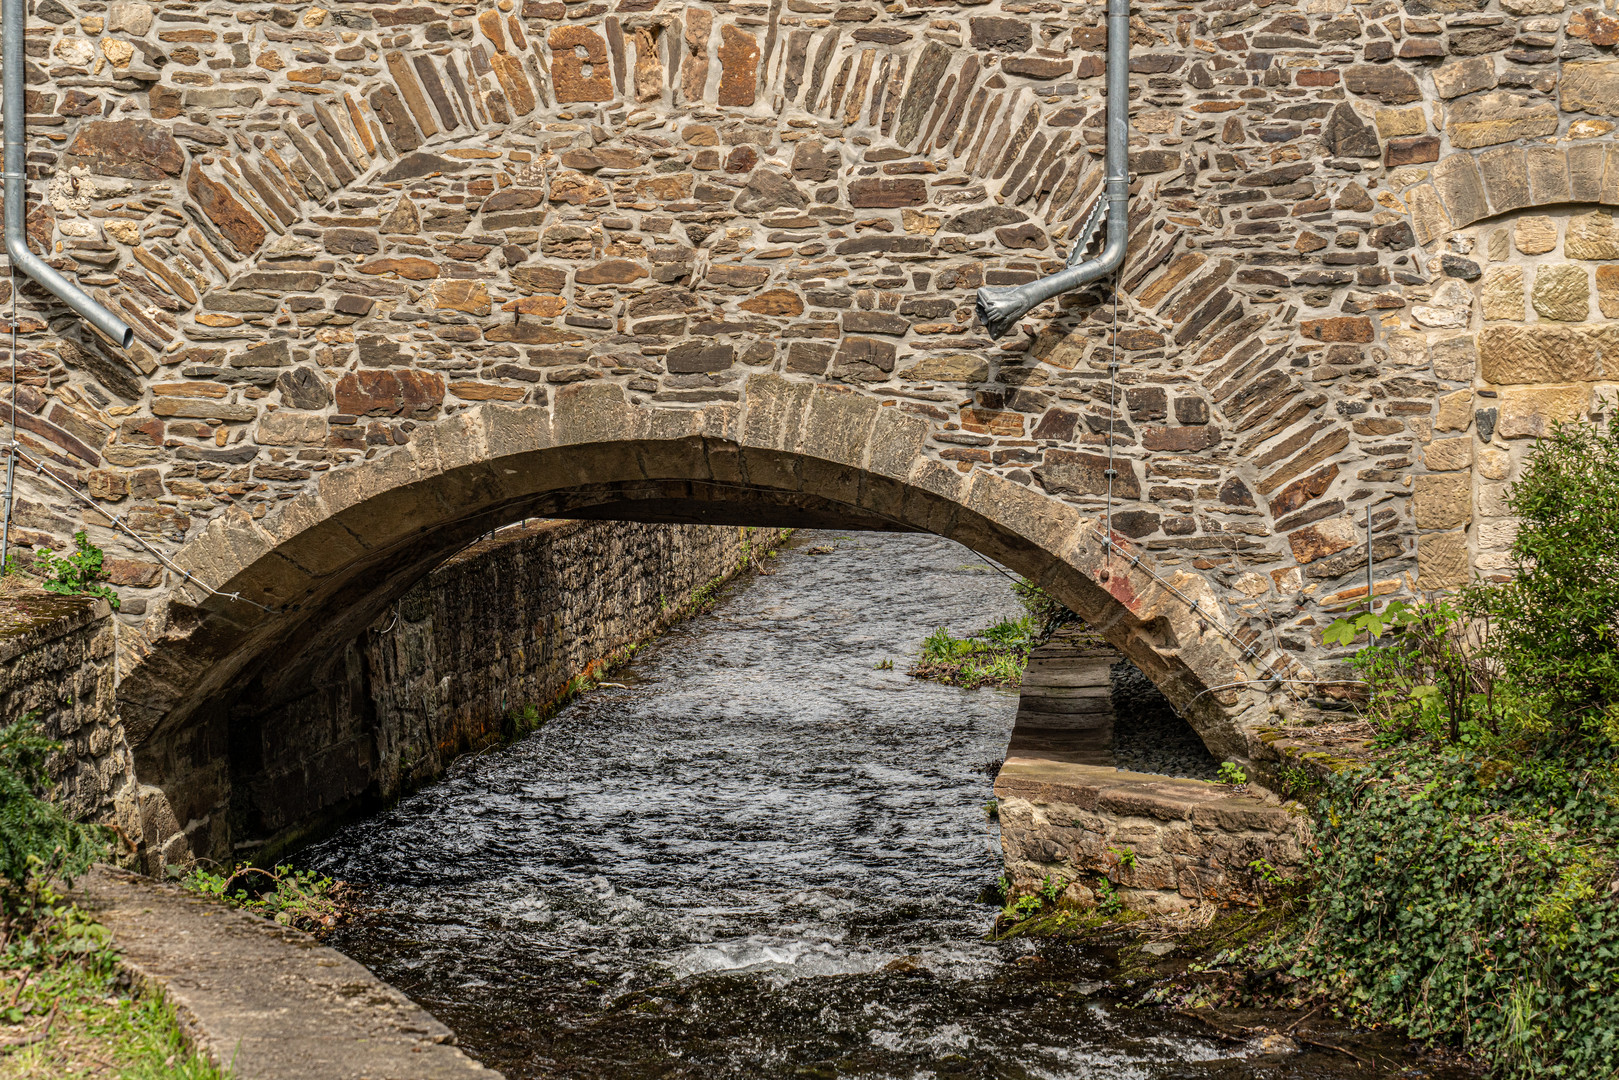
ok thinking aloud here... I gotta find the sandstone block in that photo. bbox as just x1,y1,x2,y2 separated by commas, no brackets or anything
1431,335,1477,381
1598,265,1619,318
1417,530,1471,589
1446,92,1559,150
1478,325,1600,383
256,410,326,446
1423,437,1473,473
1374,107,1428,137
1530,264,1589,322
1432,56,1495,100
1562,60,1619,116
106,2,153,35
1477,446,1512,480
1502,0,1563,10
1497,385,1590,438
1436,390,1474,432
1565,211,1619,259
1415,475,1470,530
902,354,988,383
1512,215,1558,255
1479,266,1524,321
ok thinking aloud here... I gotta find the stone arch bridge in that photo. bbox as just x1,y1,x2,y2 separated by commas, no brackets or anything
6,0,1616,861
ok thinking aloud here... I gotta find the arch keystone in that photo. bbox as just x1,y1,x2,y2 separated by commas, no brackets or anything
552,381,644,446
798,384,881,468
741,373,813,453
481,404,554,459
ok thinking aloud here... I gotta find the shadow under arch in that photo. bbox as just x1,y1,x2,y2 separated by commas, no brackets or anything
116,377,1273,866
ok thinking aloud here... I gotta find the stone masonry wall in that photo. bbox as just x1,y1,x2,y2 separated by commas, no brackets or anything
172,519,784,866
0,593,144,854
4,0,1619,736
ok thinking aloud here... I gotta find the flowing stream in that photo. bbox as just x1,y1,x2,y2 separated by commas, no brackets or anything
303,531,1471,1079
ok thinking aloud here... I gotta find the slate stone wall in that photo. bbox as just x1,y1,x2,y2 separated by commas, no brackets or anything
0,594,138,841
4,0,1617,750
152,518,783,867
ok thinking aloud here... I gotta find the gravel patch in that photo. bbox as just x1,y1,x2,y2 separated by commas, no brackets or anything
1109,660,1222,781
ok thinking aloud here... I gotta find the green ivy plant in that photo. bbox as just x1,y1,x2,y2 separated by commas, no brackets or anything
32,531,119,610
0,714,106,913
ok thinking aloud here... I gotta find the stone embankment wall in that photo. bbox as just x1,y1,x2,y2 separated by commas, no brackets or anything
0,594,142,845
998,629,1306,910
156,519,784,867
0,520,779,869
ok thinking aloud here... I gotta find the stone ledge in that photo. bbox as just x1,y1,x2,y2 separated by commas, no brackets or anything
0,593,109,664
76,866,499,1080
994,757,1307,910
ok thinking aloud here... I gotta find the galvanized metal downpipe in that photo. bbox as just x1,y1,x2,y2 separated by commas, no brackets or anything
2,0,134,348
975,0,1131,340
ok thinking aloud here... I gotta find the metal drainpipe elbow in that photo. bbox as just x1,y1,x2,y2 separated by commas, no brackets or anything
974,0,1132,340
3,0,135,349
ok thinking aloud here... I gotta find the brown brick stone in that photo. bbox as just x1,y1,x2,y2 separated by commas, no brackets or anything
1385,135,1438,167
707,265,770,288
1034,449,1141,499
65,119,184,180
358,257,439,280
186,165,265,256
1300,316,1373,343
335,370,446,418
716,25,759,106
739,289,804,316
848,178,927,207
576,259,648,285
550,26,614,103
1343,65,1421,104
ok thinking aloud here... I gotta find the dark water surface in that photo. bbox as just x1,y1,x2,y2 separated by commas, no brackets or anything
304,532,1464,1080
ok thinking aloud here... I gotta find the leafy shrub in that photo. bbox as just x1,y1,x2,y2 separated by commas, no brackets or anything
1478,413,1619,742
0,715,105,911
32,531,119,610
1326,598,1510,746
179,862,348,933
1289,749,1619,1077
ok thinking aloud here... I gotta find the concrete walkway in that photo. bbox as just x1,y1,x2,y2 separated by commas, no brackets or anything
77,866,499,1080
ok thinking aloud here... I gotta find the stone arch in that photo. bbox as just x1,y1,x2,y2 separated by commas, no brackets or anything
117,377,1279,866
1400,141,1619,248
